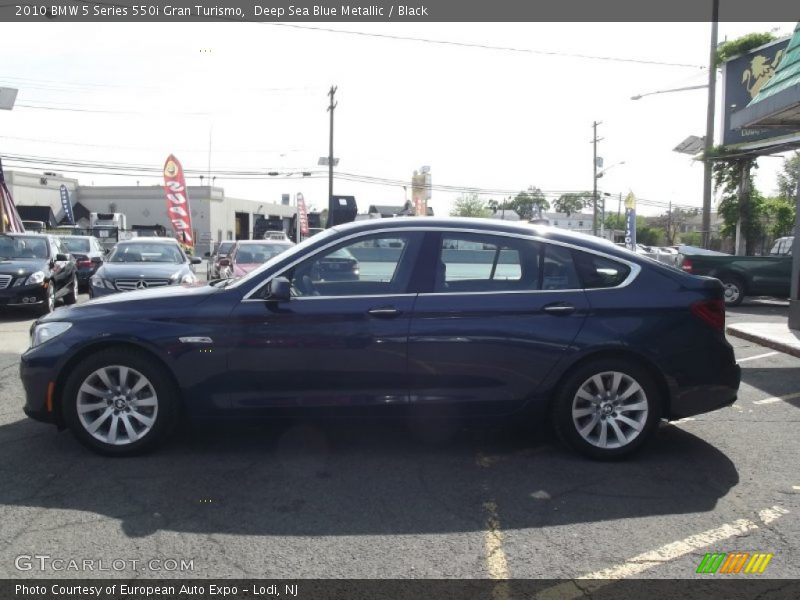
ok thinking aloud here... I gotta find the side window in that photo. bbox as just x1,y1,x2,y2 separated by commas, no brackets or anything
572,250,631,289
436,233,540,293
542,244,581,290
288,234,415,297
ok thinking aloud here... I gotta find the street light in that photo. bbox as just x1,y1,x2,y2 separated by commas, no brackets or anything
630,84,708,101
595,160,625,179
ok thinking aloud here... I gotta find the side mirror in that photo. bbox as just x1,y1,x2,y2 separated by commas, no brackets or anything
191,257,202,265
104,248,110,254
91,256,103,264
265,276,291,302
56,253,69,262
204,252,211,258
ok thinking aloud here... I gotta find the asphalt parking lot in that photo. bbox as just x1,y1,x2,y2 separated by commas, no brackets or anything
0,272,797,580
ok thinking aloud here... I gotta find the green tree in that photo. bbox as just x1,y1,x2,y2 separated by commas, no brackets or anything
554,192,593,216
776,151,800,201
709,147,763,255
680,231,703,246
762,196,795,238
451,193,491,218
715,32,776,66
509,186,549,220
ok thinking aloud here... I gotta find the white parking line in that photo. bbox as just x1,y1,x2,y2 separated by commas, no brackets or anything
753,391,800,405
737,351,779,364
534,505,788,599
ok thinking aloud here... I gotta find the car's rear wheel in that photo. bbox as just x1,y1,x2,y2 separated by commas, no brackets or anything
720,275,745,307
552,359,660,459
62,349,178,455
63,276,78,305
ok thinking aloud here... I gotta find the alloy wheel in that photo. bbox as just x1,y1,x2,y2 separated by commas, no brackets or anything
76,365,159,445
571,371,649,449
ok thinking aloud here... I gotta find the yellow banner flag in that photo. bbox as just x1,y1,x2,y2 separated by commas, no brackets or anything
624,191,637,210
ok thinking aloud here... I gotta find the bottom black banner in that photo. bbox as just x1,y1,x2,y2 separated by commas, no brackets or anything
1,580,799,600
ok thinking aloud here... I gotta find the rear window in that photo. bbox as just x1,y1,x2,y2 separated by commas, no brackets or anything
573,251,631,289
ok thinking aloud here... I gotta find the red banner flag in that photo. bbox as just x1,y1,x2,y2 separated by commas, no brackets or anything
162,154,194,247
297,192,309,236
0,157,25,233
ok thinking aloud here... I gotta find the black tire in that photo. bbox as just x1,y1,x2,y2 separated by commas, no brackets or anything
63,276,78,305
36,283,55,316
62,348,179,456
551,358,661,460
719,275,746,307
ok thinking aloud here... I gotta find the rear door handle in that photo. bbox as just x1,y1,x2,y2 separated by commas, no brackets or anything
368,307,401,318
543,303,576,315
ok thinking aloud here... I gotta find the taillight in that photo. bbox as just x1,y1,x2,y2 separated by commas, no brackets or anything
76,259,92,268
219,258,230,266
681,257,693,272
691,299,725,331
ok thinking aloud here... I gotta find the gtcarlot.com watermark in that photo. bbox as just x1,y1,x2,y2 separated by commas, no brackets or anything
15,554,194,573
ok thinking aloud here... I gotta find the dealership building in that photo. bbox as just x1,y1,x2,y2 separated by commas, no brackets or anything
4,170,297,255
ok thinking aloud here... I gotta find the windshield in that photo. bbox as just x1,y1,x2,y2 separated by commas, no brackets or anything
108,243,185,264
59,237,91,253
235,243,293,263
227,228,340,289
0,235,50,259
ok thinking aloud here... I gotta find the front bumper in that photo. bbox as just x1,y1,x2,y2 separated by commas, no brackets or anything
20,339,66,424
0,283,49,308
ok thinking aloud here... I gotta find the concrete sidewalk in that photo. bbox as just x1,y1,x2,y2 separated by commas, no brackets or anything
726,321,800,358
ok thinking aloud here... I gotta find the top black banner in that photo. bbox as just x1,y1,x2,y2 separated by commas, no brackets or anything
1,0,799,22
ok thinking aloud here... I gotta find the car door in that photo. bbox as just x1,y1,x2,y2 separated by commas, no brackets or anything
407,232,590,414
223,231,423,412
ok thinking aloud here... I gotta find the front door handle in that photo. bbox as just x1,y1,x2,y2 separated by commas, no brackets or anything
368,307,401,318
543,303,576,315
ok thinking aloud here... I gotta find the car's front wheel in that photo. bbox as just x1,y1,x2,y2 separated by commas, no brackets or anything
62,348,178,455
552,359,660,459
63,276,78,305
36,283,55,316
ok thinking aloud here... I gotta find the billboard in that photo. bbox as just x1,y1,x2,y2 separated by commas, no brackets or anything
723,37,794,147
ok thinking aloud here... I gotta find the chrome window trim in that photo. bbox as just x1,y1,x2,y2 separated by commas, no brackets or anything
241,226,642,302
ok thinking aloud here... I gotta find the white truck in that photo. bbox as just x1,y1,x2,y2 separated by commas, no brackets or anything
89,212,128,250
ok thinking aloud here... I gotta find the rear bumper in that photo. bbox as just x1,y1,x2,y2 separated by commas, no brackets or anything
668,363,741,419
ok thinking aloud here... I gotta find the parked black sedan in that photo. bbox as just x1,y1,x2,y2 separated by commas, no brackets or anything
20,218,740,458
58,235,106,292
89,238,202,297
0,233,78,315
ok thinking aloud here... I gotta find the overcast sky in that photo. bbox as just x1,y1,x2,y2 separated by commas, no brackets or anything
0,21,797,217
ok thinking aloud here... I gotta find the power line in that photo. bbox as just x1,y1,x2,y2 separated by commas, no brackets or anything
261,23,705,69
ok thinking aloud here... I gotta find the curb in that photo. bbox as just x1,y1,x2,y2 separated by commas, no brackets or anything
726,325,800,359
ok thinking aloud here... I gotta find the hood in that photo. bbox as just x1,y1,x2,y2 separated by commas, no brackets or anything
40,282,218,322
0,258,50,276
97,262,190,280
233,263,261,276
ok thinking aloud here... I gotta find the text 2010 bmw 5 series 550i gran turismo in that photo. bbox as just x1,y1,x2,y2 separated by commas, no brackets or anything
20,218,740,459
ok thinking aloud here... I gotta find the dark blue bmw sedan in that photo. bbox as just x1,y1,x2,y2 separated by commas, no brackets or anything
19,218,740,458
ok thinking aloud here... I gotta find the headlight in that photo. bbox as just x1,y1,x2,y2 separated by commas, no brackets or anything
180,273,197,284
30,322,72,348
90,276,112,289
25,271,45,286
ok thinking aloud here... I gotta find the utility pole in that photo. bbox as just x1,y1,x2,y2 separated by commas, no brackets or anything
326,85,337,228
701,0,719,249
667,201,672,245
592,121,602,236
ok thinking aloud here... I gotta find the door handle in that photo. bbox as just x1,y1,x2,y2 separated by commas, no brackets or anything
368,307,401,318
543,303,576,315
